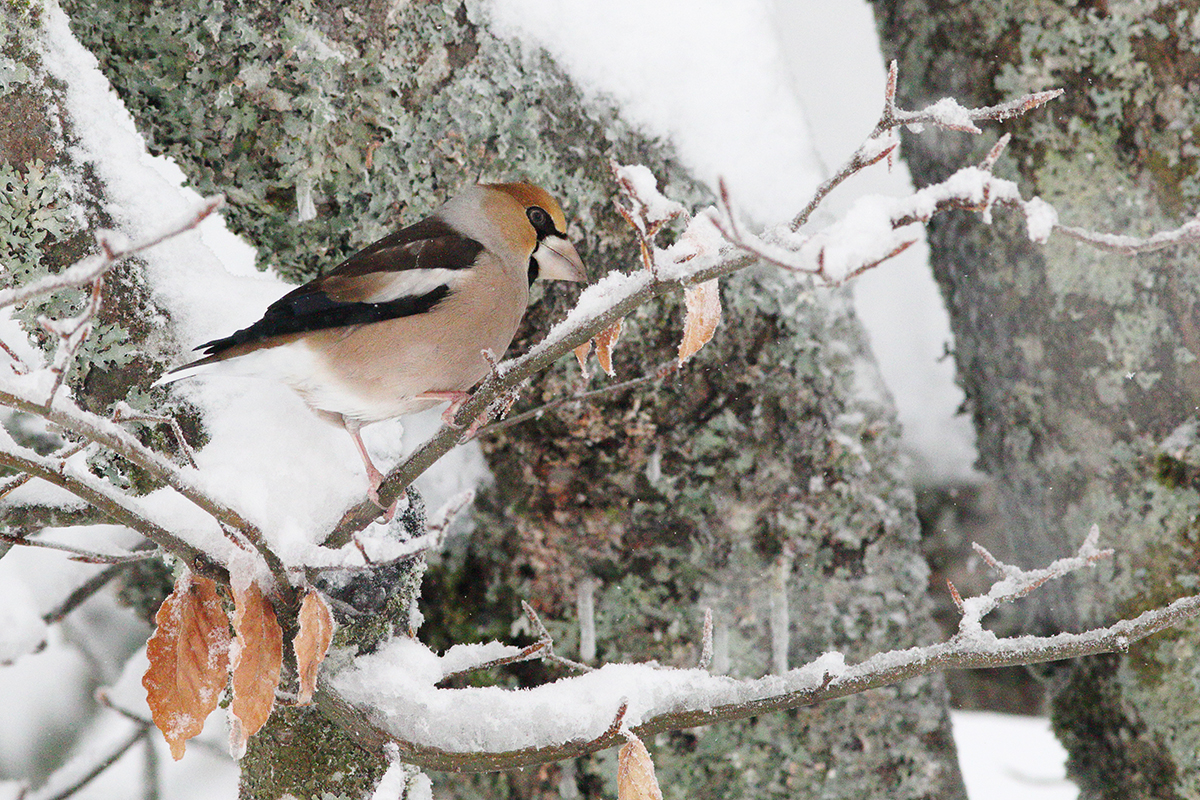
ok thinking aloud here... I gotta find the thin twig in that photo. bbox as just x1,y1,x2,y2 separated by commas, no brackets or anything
0,531,160,565
111,402,198,468
0,196,224,311
42,562,132,625
476,362,678,436
522,600,593,674
30,724,150,800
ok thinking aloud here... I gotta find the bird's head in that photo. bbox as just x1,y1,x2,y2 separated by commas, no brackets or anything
482,182,588,285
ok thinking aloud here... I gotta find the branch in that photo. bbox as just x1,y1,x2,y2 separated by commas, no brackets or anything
0,531,161,565
27,722,151,800
0,379,286,587
790,60,1061,231
319,533,1200,772
0,435,217,578
0,195,287,587
0,195,224,310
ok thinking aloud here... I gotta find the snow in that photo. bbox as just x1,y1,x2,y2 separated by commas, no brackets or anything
1025,197,1060,243
952,711,1077,800
485,0,822,225
31,2,490,570
333,636,846,752
0,0,1069,797
0,574,48,664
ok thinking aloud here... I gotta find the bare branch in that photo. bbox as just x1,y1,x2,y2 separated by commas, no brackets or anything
474,362,678,437
319,537,1200,773
0,195,224,310
0,531,161,565
37,275,105,407
437,640,553,686
0,381,286,586
522,600,593,674
111,402,198,468
27,723,150,800
42,562,131,625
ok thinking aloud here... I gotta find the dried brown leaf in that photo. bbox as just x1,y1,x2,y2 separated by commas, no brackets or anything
229,580,283,758
595,319,624,378
294,590,335,705
142,572,230,761
574,339,594,379
677,279,722,365
617,733,663,800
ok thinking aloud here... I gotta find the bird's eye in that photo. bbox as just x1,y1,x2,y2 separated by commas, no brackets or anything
526,206,554,236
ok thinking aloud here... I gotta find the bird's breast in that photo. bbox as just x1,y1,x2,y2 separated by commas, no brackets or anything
291,264,529,424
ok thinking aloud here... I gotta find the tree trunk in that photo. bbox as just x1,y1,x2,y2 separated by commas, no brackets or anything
872,0,1200,795
8,1,966,796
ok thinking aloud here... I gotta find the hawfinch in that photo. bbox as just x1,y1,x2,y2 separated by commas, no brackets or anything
159,182,587,509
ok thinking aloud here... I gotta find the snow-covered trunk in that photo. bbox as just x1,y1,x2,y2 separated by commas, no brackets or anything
34,0,965,797
872,0,1200,793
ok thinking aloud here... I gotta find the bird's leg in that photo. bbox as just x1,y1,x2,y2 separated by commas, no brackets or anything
343,420,398,521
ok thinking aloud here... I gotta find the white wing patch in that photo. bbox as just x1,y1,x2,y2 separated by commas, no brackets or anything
360,268,467,303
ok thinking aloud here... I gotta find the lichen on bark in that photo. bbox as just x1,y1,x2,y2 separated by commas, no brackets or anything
53,0,963,796
872,0,1200,793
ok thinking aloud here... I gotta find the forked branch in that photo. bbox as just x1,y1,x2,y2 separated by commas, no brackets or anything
317,529,1200,772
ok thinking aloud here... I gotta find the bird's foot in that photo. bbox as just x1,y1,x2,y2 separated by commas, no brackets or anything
418,391,474,429
368,481,400,523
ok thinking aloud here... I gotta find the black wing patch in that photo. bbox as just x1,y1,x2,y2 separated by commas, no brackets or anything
196,285,452,356
197,216,482,357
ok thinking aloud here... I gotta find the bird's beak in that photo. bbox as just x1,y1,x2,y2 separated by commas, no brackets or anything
534,235,587,282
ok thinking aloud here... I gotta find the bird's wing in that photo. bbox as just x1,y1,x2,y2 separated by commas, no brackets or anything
193,217,484,360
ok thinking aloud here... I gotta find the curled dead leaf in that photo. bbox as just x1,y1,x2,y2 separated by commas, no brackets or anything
143,572,230,761
595,319,624,378
294,590,335,705
229,580,283,759
617,732,663,800
574,339,594,379
677,279,722,366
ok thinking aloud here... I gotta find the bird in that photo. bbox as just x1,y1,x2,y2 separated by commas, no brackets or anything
157,182,587,515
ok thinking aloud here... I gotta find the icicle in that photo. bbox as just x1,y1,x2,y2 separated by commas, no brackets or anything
577,577,598,664
769,552,792,675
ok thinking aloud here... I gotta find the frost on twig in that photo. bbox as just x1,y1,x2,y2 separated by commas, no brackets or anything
790,60,1062,231
324,534,1200,774
611,162,688,275
949,524,1112,641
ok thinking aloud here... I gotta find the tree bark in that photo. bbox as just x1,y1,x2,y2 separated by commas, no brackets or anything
8,1,967,797
872,0,1200,795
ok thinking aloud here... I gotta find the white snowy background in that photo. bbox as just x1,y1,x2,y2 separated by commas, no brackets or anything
0,0,1075,797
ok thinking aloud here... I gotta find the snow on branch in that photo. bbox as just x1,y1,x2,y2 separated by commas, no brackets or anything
791,60,1061,231
0,196,290,586
947,524,1111,640
324,123,1200,544
319,528,1200,772
0,377,285,584
2,196,223,406
0,195,224,311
